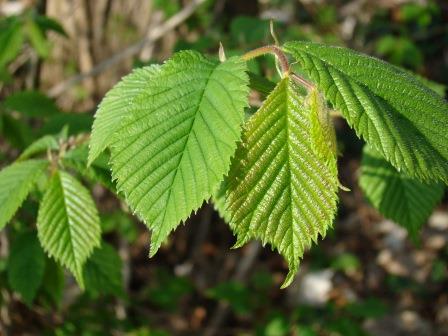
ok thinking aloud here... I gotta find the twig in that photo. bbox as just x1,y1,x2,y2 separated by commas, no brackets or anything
47,0,206,98
203,241,261,336
242,45,290,75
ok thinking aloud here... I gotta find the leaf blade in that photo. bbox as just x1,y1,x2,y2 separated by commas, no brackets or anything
360,145,444,239
7,232,46,304
110,51,249,255
37,171,101,288
227,77,339,287
0,159,48,229
284,41,448,183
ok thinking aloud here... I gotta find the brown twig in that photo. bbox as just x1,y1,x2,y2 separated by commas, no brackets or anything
242,45,290,75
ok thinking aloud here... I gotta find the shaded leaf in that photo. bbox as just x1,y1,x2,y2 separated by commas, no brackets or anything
360,145,444,239
37,171,101,288
7,232,46,304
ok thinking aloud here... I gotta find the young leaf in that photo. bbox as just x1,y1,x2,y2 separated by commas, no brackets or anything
4,90,59,117
88,65,161,165
109,51,249,255
37,171,101,288
307,88,337,168
7,232,46,305
360,145,444,239
0,160,48,229
63,144,115,191
227,77,339,287
212,178,231,224
83,243,123,297
284,41,448,183
18,134,59,160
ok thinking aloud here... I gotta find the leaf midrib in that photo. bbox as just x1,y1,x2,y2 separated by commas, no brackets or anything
150,64,218,251
58,172,82,277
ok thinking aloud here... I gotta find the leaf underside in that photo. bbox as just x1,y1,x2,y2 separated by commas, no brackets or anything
360,145,444,239
284,41,448,183
0,159,48,229
37,171,101,288
108,51,249,255
227,77,339,287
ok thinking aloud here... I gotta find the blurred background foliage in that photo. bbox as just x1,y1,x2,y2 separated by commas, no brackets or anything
0,0,447,335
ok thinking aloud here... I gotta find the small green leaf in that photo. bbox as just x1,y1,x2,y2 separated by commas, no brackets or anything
37,171,101,288
284,41,448,183
108,51,249,255
7,232,46,305
308,88,337,168
25,20,50,58
360,145,444,239
212,178,231,224
0,18,23,68
4,90,59,117
83,243,123,297
63,144,115,191
228,77,339,287
0,160,48,229
34,15,67,37
18,134,59,160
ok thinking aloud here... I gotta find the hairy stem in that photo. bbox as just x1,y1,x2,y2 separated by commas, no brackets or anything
242,45,314,90
242,45,290,75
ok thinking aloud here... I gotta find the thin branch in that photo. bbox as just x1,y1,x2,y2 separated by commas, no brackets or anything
47,0,206,98
242,45,290,75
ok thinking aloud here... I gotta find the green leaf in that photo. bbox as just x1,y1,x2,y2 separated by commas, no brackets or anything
63,144,115,191
40,258,65,306
25,20,50,58
37,171,101,288
7,232,46,304
88,65,161,165
18,134,59,160
248,72,276,97
40,112,93,136
109,51,249,255
360,145,444,239
212,179,231,224
83,243,123,297
308,88,338,168
284,41,448,183
227,77,339,287
0,160,48,229
206,281,251,315
0,18,23,68
1,113,34,149
34,15,67,37
4,90,59,117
